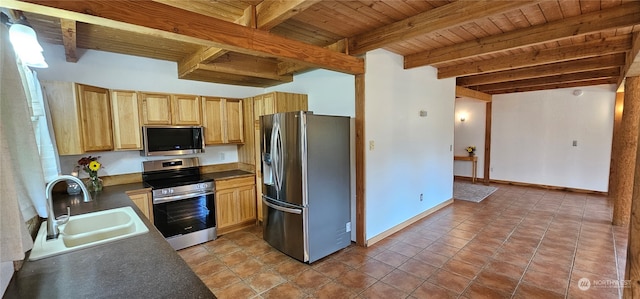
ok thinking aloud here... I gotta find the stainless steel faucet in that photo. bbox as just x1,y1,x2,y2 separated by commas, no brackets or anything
45,175,91,240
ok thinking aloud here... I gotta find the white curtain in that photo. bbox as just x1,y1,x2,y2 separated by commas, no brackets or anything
0,25,36,262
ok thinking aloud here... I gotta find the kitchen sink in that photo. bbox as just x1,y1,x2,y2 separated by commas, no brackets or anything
29,206,149,261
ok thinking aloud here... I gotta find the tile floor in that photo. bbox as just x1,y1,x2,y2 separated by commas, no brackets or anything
178,183,630,299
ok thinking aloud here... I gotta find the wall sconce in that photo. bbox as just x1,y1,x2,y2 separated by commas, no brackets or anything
8,15,48,68
459,113,467,122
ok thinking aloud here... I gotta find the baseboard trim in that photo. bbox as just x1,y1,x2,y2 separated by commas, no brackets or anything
366,198,453,247
489,179,608,195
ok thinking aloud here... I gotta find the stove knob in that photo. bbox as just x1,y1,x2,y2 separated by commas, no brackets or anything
199,183,207,189
161,189,169,195
169,188,174,194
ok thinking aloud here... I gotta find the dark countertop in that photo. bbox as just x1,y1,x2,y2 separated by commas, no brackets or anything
203,169,254,181
4,183,216,299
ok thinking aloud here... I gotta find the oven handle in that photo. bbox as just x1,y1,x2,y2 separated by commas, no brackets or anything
153,191,214,204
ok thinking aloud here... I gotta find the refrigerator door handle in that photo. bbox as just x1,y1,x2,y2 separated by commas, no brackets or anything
262,196,302,214
273,122,284,192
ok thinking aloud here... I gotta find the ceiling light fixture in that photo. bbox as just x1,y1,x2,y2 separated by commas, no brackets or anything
8,15,48,68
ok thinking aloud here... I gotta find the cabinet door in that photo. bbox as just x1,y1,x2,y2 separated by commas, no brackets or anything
172,94,201,125
202,97,225,145
111,90,142,150
215,188,236,230
127,191,153,222
76,84,113,152
140,93,171,125
237,185,256,223
41,81,84,155
225,99,244,144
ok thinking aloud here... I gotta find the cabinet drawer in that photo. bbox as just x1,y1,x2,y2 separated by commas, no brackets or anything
215,176,255,190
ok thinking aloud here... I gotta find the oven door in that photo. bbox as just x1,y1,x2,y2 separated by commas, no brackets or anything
152,192,215,238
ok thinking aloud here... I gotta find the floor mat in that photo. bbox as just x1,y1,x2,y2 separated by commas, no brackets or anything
453,181,498,203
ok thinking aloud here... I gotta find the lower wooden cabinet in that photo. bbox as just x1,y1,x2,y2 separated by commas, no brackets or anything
126,189,153,223
215,176,256,235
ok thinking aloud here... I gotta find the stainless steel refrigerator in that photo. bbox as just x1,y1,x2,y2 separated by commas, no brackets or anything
260,111,351,263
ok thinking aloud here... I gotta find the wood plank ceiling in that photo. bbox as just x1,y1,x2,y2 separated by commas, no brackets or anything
3,0,640,93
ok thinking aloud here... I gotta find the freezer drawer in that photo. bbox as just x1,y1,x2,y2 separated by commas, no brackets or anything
262,196,307,262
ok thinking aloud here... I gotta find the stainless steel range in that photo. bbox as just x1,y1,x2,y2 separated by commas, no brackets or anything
142,157,216,250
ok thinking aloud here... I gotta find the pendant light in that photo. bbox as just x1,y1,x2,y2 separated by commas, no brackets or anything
8,15,48,68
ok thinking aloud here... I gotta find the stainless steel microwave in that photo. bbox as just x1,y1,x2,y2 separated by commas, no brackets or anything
141,126,205,156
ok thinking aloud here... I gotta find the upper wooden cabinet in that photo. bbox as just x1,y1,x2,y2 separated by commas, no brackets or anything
111,90,142,150
76,84,114,152
202,97,244,145
237,91,308,222
139,92,171,125
42,81,114,155
140,93,201,125
42,81,83,155
172,94,202,125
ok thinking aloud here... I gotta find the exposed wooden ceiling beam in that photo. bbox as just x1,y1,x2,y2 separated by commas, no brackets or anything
488,78,618,95
178,5,255,79
473,68,621,93
439,35,631,79
457,54,626,87
276,38,348,75
59,18,77,62
405,1,640,68
349,0,538,55
9,0,364,75
622,32,640,79
188,52,293,83
256,0,320,30
455,86,491,102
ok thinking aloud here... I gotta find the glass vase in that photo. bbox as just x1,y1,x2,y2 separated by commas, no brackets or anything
85,175,103,192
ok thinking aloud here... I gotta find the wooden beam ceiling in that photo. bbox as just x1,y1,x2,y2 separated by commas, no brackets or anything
59,18,77,62
405,2,640,69
349,0,539,55
489,78,619,95
255,0,320,30
623,32,640,78
9,0,364,75
457,54,626,87
455,86,491,102
439,35,632,79
474,68,621,93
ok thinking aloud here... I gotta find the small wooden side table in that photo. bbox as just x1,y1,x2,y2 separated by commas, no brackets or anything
454,155,478,183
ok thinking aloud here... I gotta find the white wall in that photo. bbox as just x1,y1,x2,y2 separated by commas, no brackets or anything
38,43,262,97
491,85,615,192
36,43,261,176
265,69,355,117
364,49,455,241
454,97,486,179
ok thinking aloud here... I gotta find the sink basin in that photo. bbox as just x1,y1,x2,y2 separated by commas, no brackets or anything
29,206,149,261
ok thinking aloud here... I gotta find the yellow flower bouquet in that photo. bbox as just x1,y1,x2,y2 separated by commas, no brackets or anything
78,155,103,191
466,146,476,156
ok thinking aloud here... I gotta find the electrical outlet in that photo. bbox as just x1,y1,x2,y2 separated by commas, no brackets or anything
346,222,351,232
369,140,375,151
491,167,494,172
420,193,423,201
572,140,578,147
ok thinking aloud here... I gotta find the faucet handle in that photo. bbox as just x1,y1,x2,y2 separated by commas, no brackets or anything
55,206,71,225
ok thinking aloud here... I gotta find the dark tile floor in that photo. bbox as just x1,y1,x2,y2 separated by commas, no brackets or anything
178,183,629,299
